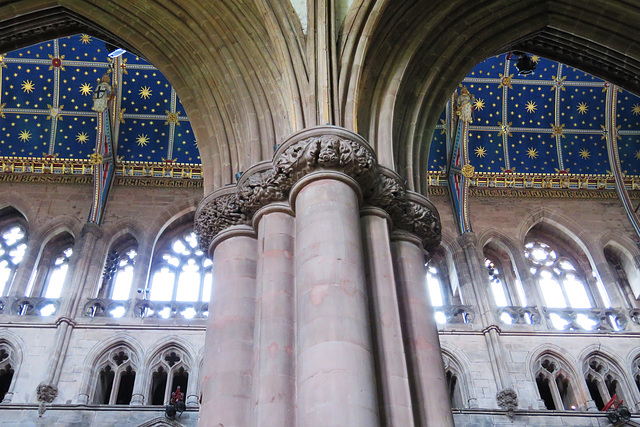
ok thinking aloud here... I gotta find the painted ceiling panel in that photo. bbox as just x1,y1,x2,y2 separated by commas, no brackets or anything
433,53,640,177
0,34,199,166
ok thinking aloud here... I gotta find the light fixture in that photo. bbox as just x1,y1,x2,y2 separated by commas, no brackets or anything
105,42,126,58
513,51,536,76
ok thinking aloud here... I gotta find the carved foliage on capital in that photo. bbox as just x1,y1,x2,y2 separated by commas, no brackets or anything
194,193,250,249
195,130,441,252
275,135,376,187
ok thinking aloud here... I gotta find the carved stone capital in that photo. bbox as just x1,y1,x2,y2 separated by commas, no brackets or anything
274,127,376,190
195,127,442,253
457,231,478,250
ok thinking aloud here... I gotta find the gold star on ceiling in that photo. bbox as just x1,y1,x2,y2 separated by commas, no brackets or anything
635,150,640,160
474,146,487,158
526,147,538,159
577,102,588,114
136,134,150,146
579,148,590,159
525,100,537,113
139,86,152,99
80,83,93,96
632,104,640,116
21,80,35,93
473,98,485,110
80,34,92,44
18,130,31,142
76,132,89,144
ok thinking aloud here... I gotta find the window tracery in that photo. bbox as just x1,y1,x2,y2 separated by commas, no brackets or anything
148,348,189,405
0,224,27,296
426,256,471,324
534,354,579,410
583,355,628,410
0,342,16,402
101,247,137,301
93,347,137,405
148,230,212,305
442,353,466,409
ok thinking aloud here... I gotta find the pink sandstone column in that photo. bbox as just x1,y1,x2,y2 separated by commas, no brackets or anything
199,225,257,427
292,173,379,426
391,231,454,427
251,204,296,426
360,207,414,426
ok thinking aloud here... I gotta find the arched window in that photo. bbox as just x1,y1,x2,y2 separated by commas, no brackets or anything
93,347,137,405
42,246,73,299
0,223,27,296
534,354,579,410
99,235,138,301
148,230,212,303
442,353,466,409
0,342,15,402
525,241,592,309
426,252,467,324
583,355,629,410
148,348,190,405
604,246,639,308
632,356,640,395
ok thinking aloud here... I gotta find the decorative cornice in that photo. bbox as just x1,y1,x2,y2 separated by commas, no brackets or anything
195,126,442,252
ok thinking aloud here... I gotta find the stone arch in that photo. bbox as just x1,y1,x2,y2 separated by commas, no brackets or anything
0,332,25,403
0,193,36,226
0,1,300,191
143,337,197,405
579,344,637,410
77,335,144,404
343,0,640,190
600,234,640,306
440,343,476,409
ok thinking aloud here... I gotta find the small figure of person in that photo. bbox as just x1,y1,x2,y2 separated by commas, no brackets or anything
92,73,113,112
170,386,184,404
456,86,475,123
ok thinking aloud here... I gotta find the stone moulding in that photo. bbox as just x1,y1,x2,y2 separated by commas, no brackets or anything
195,126,441,253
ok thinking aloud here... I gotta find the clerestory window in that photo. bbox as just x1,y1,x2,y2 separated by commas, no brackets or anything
148,230,212,304
0,224,27,296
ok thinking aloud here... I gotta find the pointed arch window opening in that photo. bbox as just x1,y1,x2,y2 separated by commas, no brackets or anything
101,247,137,301
149,349,189,405
0,344,15,402
42,246,73,299
525,242,593,309
535,356,579,410
584,356,629,411
93,347,137,405
0,224,27,296
148,231,212,304
426,260,470,324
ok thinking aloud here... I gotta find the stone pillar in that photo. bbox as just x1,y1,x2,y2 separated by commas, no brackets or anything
251,203,296,426
361,206,414,426
194,127,445,427
292,172,379,426
392,230,453,427
199,224,258,427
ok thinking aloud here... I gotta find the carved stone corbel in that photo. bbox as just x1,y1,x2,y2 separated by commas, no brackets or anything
36,382,58,416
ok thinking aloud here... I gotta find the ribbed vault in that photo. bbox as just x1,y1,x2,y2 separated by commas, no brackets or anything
0,0,307,193
346,0,640,193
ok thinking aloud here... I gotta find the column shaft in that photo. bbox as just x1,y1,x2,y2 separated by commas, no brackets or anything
199,227,257,427
392,235,454,427
361,210,413,426
294,177,379,426
252,207,296,426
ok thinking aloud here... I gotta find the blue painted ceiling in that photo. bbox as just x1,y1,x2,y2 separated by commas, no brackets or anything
0,34,198,165
0,36,638,179
430,53,640,176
